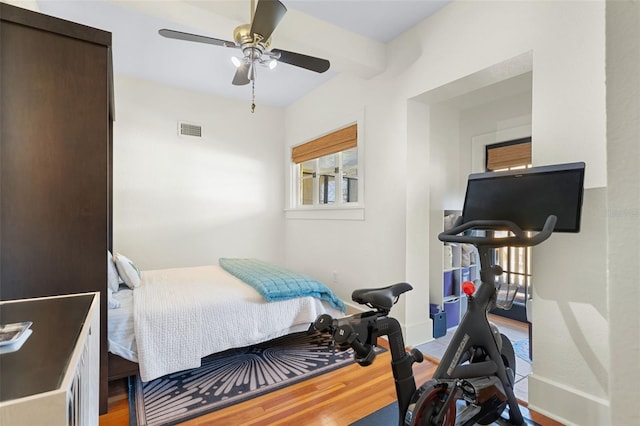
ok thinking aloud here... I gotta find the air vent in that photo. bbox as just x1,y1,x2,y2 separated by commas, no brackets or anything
178,121,202,137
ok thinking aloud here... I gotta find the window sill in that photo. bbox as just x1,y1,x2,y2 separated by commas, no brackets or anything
285,205,365,221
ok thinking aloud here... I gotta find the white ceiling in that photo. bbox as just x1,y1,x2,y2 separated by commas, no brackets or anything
36,0,450,108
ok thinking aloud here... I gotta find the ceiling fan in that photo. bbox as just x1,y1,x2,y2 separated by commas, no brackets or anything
159,0,330,112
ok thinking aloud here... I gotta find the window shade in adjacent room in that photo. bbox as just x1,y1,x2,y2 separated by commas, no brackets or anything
292,123,357,164
485,138,532,171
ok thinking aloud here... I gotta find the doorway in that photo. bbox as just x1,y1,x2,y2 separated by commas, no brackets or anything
405,52,534,347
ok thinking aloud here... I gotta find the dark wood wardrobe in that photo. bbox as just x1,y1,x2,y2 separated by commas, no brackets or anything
0,3,113,413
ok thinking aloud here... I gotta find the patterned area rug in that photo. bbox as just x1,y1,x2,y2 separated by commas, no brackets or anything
130,331,372,426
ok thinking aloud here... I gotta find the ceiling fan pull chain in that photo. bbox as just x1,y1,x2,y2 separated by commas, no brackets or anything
251,79,256,113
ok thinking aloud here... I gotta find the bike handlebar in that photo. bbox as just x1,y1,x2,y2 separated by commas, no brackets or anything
438,215,557,247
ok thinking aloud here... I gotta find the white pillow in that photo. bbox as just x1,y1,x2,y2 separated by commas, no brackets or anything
107,288,121,309
114,253,142,289
107,251,120,293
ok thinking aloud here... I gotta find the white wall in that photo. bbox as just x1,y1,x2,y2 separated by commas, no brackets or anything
284,1,609,424
605,2,640,425
2,0,38,11
459,84,533,175
529,188,609,424
113,75,285,270
284,75,409,310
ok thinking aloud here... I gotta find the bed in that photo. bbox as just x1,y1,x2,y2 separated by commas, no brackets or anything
106,256,345,382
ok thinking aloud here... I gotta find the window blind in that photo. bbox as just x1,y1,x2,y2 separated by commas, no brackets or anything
486,138,532,171
292,123,357,164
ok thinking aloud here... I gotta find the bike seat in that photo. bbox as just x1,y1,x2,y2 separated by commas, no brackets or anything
352,282,413,311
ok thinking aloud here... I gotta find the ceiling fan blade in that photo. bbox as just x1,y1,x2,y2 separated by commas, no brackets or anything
271,49,330,73
250,0,287,42
159,29,236,48
232,63,251,86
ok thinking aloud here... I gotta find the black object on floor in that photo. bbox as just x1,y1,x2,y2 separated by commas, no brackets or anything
350,401,542,426
350,402,398,426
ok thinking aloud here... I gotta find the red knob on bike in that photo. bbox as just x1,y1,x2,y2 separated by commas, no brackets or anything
462,281,476,296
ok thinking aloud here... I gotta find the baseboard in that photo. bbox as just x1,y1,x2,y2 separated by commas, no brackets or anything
404,319,433,347
528,373,610,425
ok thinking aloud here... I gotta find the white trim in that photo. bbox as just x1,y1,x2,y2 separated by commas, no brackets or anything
287,110,366,218
528,373,610,425
404,319,433,347
284,205,364,221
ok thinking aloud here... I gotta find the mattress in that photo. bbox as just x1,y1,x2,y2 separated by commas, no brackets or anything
108,264,344,382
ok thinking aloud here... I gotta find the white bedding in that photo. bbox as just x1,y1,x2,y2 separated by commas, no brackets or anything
109,265,343,382
108,287,137,361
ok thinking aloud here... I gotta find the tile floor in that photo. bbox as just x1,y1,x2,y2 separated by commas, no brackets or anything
415,314,531,402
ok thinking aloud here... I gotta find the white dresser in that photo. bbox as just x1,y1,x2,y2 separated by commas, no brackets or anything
0,293,100,425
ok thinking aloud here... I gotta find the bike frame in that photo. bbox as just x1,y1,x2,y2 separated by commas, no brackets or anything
359,246,523,426
326,310,419,426
430,245,524,425
317,216,558,426
334,249,523,426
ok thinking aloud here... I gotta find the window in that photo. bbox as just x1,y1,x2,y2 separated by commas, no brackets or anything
494,231,531,308
485,137,531,171
486,138,532,321
291,124,359,208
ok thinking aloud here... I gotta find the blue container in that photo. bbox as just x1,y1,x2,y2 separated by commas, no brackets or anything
443,271,454,296
444,298,460,328
431,311,447,338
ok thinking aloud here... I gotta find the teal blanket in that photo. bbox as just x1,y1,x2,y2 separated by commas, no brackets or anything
219,258,346,312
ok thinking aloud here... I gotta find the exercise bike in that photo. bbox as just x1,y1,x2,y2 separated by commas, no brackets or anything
314,215,557,425
313,162,585,425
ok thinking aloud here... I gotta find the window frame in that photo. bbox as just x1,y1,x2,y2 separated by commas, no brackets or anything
286,117,364,221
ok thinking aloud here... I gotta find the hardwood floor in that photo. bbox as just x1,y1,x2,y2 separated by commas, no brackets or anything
99,340,562,425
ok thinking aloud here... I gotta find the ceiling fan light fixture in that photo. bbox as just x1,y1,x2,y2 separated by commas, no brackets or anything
231,56,243,68
159,0,330,112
